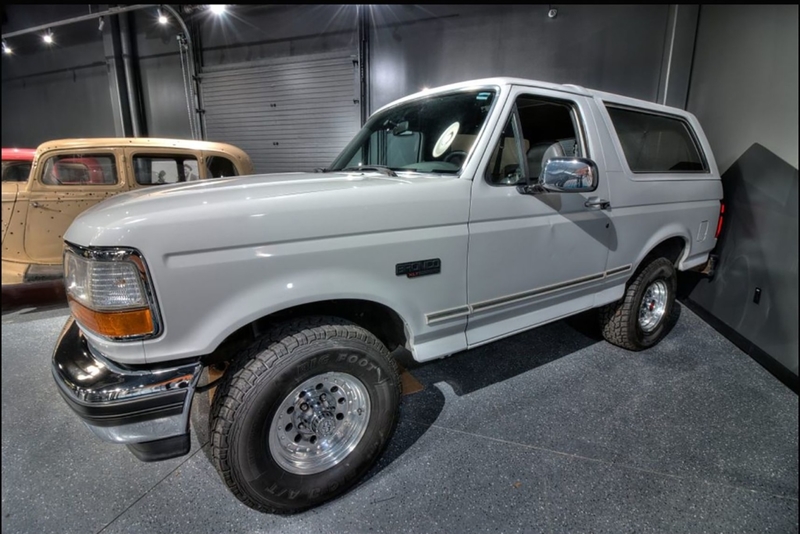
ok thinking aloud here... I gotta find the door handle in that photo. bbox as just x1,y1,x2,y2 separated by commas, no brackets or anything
585,197,611,210
31,201,56,211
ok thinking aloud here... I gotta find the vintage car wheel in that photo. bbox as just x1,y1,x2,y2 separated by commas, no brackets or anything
599,257,677,350
209,316,401,513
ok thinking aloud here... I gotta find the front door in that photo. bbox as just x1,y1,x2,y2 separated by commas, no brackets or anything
466,87,613,346
24,150,126,263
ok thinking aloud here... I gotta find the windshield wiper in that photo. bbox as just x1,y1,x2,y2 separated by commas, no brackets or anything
340,165,398,177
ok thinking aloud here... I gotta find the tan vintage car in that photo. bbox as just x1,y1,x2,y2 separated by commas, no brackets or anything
2,138,253,285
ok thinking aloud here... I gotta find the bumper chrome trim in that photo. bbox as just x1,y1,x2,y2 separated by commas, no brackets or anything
52,318,202,446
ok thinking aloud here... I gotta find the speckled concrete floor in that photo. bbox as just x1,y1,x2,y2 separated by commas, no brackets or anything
2,304,797,533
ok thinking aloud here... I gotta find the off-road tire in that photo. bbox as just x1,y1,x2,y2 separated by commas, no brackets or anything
209,316,401,513
599,257,677,350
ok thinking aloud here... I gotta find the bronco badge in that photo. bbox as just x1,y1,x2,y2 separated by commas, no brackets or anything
396,258,441,278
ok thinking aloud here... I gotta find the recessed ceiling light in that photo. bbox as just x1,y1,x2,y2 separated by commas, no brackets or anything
209,5,227,15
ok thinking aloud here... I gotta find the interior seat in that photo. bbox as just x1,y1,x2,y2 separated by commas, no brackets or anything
532,138,579,179
526,141,555,179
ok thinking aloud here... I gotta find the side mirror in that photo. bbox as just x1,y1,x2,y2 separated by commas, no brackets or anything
517,157,599,194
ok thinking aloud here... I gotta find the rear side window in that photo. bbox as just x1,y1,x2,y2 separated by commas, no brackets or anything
41,154,118,185
2,161,32,182
133,155,200,185
205,156,238,178
606,106,707,173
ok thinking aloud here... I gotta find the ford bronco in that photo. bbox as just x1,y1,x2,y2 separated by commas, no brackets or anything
52,78,723,513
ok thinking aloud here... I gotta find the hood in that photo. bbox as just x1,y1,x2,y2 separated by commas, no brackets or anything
64,170,471,254
78,171,410,216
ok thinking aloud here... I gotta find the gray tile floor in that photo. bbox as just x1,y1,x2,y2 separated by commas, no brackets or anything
2,304,797,533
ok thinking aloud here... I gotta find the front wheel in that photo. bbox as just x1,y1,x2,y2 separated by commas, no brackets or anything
210,316,401,513
599,257,677,350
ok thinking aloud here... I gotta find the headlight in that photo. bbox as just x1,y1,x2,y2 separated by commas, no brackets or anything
64,245,160,339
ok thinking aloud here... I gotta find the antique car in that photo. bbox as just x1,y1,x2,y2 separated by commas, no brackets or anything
53,79,722,513
1,138,253,285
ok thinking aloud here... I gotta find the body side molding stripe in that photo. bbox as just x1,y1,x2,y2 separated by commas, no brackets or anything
425,306,471,325
424,264,633,324
605,264,632,276
470,272,605,313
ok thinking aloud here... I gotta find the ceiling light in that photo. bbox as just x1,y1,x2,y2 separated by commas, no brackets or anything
43,31,54,44
157,9,168,24
2,41,11,55
209,5,227,15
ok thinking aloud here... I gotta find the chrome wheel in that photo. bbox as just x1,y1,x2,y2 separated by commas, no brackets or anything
638,279,669,332
269,372,371,475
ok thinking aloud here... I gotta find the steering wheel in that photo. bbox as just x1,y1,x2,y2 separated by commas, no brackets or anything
443,150,467,167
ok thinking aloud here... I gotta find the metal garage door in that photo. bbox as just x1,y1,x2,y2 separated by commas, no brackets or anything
200,52,360,174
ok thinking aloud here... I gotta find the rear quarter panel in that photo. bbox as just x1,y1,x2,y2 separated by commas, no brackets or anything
588,98,723,274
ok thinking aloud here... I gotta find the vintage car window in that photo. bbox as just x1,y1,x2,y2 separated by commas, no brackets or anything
133,155,200,185
606,106,708,173
486,95,584,186
2,161,32,182
329,89,497,174
206,156,238,178
41,154,118,186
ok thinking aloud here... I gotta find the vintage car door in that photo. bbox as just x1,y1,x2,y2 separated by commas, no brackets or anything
23,149,127,264
126,147,204,188
465,86,613,346
2,181,23,245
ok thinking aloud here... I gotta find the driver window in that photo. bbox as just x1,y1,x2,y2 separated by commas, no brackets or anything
486,95,583,186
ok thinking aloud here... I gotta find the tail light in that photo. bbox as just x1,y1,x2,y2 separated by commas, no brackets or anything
714,201,725,239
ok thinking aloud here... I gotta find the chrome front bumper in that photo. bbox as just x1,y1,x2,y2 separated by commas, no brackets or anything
52,318,203,461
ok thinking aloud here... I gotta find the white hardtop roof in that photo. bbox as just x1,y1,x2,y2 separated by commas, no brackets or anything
375,77,692,118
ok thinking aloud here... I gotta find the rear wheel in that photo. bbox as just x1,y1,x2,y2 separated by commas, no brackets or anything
210,316,401,513
599,257,677,350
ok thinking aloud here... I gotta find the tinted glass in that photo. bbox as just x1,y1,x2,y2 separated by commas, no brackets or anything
1,161,32,182
206,156,238,178
606,106,707,172
41,154,118,185
134,155,200,185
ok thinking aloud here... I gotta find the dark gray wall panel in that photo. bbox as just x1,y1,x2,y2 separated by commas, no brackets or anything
136,54,193,139
687,5,798,172
1,40,116,147
369,5,670,111
686,5,799,377
131,11,194,139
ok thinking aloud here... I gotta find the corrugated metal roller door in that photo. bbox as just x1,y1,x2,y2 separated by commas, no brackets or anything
201,53,360,174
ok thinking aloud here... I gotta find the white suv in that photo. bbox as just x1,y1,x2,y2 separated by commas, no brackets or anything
53,78,723,513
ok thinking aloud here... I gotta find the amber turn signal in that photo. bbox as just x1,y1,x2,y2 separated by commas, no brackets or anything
69,298,154,338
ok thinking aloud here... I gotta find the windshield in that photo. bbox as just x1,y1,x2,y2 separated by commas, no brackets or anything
329,88,497,174
2,161,32,182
